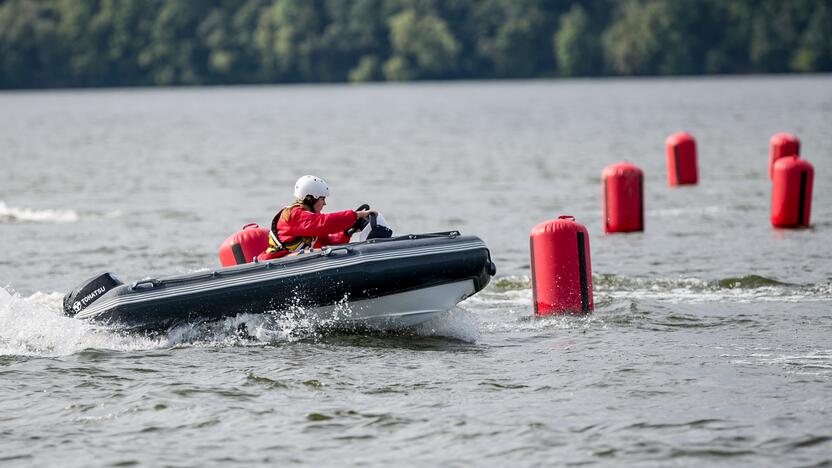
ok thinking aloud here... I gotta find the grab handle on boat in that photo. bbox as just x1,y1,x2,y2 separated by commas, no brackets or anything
131,278,161,290
322,245,353,256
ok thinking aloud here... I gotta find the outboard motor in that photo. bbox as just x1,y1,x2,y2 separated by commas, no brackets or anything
63,272,122,317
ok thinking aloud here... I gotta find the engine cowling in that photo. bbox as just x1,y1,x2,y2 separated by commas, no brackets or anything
63,272,122,316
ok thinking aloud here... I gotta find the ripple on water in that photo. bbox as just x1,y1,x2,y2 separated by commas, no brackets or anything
732,350,832,376
243,372,290,389
485,274,832,303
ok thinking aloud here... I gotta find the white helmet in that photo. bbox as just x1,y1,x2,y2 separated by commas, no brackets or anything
294,175,330,200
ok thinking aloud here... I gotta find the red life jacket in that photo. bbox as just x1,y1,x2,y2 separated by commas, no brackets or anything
264,202,316,255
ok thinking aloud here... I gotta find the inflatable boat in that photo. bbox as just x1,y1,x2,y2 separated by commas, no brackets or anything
63,231,496,332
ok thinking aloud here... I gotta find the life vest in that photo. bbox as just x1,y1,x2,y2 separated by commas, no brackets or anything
264,202,317,255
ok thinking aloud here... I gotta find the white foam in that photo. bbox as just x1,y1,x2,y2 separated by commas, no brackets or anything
460,288,599,333
0,201,80,223
0,286,335,355
648,206,722,217
164,302,344,346
600,282,832,304
165,313,295,347
1,286,484,355
488,275,832,305
0,287,162,357
732,350,832,375
415,306,481,342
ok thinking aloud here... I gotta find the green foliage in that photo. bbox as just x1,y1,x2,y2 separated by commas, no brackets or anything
601,0,670,75
349,55,383,82
791,2,832,72
385,9,460,80
0,0,830,88
554,4,600,76
470,0,558,78
0,0,67,88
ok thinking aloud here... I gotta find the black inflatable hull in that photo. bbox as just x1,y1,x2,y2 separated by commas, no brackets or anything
69,232,495,332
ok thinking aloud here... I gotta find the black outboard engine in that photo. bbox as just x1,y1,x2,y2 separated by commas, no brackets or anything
63,272,122,317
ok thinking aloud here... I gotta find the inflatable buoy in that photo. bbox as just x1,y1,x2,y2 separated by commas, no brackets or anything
602,162,644,233
769,133,800,179
218,223,270,267
771,156,814,228
529,216,593,315
665,132,698,186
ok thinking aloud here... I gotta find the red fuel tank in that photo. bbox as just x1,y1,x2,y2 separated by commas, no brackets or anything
529,216,593,315
665,132,698,186
218,223,270,267
771,156,814,228
769,133,800,179
602,162,644,233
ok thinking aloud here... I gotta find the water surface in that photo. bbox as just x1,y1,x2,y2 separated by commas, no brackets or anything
1,77,831,466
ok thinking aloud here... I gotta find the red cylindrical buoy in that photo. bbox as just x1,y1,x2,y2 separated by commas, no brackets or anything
769,133,800,179
530,216,593,315
218,223,270,267
771,156,814,228
665,132,698,186
602,162,644,233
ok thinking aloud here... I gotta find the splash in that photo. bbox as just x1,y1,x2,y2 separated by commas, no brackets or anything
415,306,481,342
0,287,162,357
0,286,331,355
164,312,304,346
461,280,600,334
0,201,79,223
0,285,484,355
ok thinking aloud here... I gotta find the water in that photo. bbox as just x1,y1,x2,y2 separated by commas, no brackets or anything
1,76,831,466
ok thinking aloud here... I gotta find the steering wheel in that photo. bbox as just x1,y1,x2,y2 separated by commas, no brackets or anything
345,204,370,236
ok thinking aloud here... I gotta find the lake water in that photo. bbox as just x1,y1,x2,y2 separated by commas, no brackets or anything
1,76,831,466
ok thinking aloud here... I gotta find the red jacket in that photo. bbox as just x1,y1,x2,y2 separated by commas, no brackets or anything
257,206,356,261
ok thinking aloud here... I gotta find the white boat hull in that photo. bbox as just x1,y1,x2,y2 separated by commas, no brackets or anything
304,280,477,330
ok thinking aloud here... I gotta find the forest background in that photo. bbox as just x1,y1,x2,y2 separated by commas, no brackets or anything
1,0,831,89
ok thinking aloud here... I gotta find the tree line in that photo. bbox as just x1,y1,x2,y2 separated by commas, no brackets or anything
1,0,830,89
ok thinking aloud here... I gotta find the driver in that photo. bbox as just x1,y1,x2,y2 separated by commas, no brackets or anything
257,175,374,261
